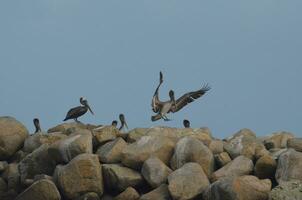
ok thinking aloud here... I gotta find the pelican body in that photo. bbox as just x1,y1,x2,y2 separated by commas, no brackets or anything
119,114,128,131
63,97,94,122
33,118,42,133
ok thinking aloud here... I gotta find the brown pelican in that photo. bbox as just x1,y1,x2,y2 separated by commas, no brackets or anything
33,118,42,133
63,97,94,122
151,84,211,121
183,119,190,128
151,71,164,113
111,120,118,127
119,114,128,131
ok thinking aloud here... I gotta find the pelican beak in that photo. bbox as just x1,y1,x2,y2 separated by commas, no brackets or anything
124,121,128,129
87,105,94,115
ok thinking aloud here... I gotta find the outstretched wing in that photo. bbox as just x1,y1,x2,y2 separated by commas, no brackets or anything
171,84,211,113
151,71,164,113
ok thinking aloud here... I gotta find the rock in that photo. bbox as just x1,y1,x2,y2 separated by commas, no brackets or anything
275,149,302,183
269,181,302,200
0,161,8,173
214,152,232,168
255,155,277,179
93,126,119,146
127,128,150,143
15,179,61,200
47,122,94,134
170,137,214,177
121,135,175,170
1,163,21,192
211,155,254,182
269,148,288,160
18,144,56,184
54,154,103,199
0,116,29,160
141,156,172,188
223,129,257,160
264,131,294,149
96,138,127,163
75,192,100,200
114,187,140,200
0,177,7,192
101,194,114,200
203,175,271,200
23,132,66,153
209,140,224,154
168,162,210,200
9,150,28,163
34,174,53,182
102,164,143,192
48,131,92,163
255,143,270,160
287,138,302,152
140,184,171,200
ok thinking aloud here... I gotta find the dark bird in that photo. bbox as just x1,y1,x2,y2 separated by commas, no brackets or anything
111,120,118,127
119,114,128,131
183,119,190,128
151,71,164,113
151,84,211,121
63,97,94,122
33,118,42,133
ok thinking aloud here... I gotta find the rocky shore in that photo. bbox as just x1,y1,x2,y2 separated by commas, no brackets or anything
0,116,301,200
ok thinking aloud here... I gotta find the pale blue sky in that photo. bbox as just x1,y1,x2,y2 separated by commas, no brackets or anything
0,1,301,138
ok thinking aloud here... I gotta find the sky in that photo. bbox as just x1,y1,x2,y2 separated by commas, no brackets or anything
0,1,301,138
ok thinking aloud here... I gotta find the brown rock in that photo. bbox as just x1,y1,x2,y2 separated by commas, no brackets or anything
96,137,127,163
140,184,171,200
209,140,224,154
255,155,277,179
264,131,294,149
214,152,232,168
287,138,302,152
75,192,100,200
93,126,119,146
114,187,140,200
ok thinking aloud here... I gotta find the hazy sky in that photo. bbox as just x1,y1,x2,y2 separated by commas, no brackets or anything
0,1,301,138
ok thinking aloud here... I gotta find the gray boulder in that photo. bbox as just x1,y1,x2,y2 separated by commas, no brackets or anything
269,181,302,200
96,137,127,163
287,138,302,152
93,126,119,146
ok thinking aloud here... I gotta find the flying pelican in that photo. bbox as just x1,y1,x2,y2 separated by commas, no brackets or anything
183,119,190,128
119,114,128,131
33,118,42,133
111,120,118,127
63,97,94,122
151,71,164,113
151,84,211,121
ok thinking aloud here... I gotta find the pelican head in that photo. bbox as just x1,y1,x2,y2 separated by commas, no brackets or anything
80,97,94,115
111,120,118,127
183,119,190,128
119,114,128,129
169,90,176,107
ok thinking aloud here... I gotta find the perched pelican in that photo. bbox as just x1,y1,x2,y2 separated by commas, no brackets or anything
111,120,118,127
151,84,211,121
151,71,164,113
119,114,128,131
33,118,42,133
183,119,190,128
63,97,94,122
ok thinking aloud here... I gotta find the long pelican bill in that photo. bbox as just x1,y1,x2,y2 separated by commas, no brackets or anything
87,105,94,115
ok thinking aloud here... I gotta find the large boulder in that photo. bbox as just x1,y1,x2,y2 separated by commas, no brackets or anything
47,122,98,135
211,156,254,182
264,131,294,150
121,135,175,170
93,126,119,146
269,181,302,200
287,138,302,152
15,179,61,200
170,137,214,177
0,161,8,173
75,192,100,200
102,164,143,192
255,155,277,179
96,138,127,164
203,175,271,200
141,156,172,188
19,144,56,184
114,187,140,200
23,132,66,153
48,131,92,163
214,152,232,168
140,184,171,200
168,162,210,200
0,117,29,160
0,177,7,193
209,140,224,154
54,154,103,199
275,149,302,183
2,163,22,192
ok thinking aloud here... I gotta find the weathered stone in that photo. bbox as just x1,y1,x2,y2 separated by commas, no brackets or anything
114,187,140,200
15,179,61,200
214,152,232,168
75,192,100,200
19,144,56,184
54,154,103,199
203,175,271,200
170,137,214,177
264,131,294,149
9,150,28,163
48,131,92,163
140,184,171,200
34,174,53,182
93,126,119,146
0,177,7,192
168,162,210,200
23,132,66,153
122,135,175,170
269,181,302,200
101,194,114,200
269,148,288,160
141,156,172,188
96,138,127,163
102,164,143,192
287,138,302,152
211,155,254,182
255,155,277,179
255,143,270,160
1,163,21,192
0,116,29,160
0,161,8,173
275,149,302,183
127,128,150,143
209,140,224,154
47,122,96,134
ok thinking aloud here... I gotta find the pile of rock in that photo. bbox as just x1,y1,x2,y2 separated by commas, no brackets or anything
0,116,301,200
